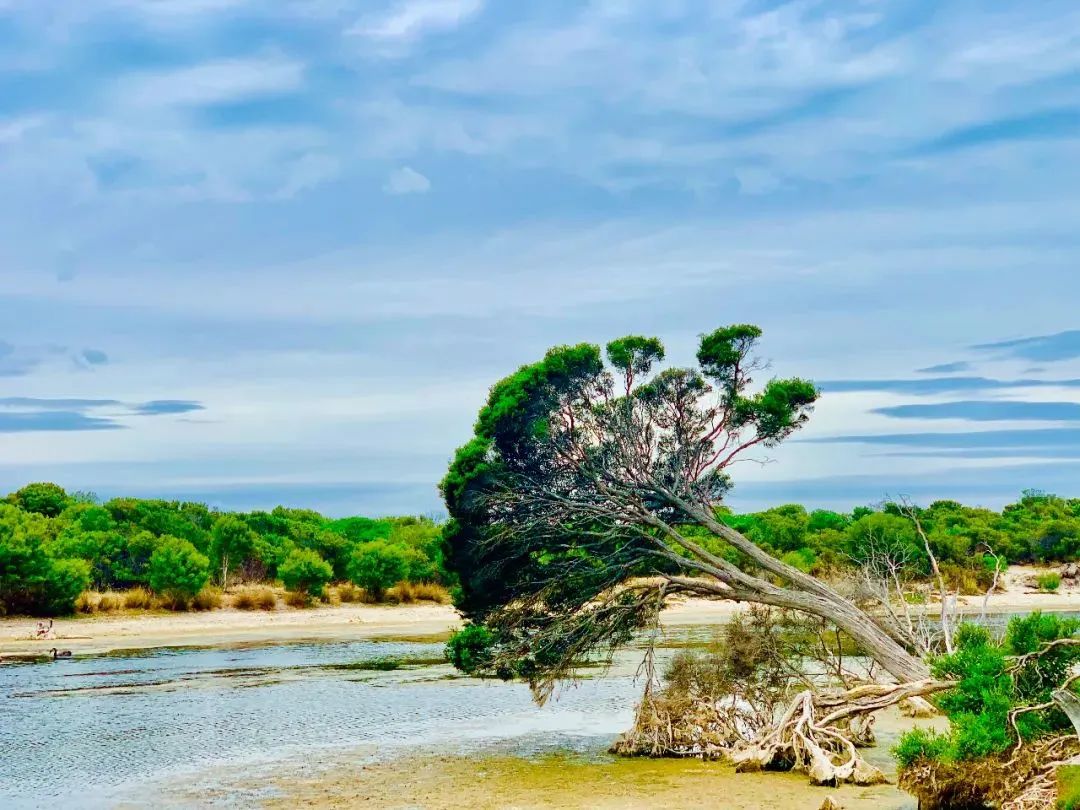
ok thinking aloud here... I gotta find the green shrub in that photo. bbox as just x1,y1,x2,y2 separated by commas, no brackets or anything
898,614,1080,770
148,536,210,608
445,623,496,673
1037,572,1062,592
894,728,949,767
780,547,817,573
278,548,333,597
0,504,90,615
347,540,409,601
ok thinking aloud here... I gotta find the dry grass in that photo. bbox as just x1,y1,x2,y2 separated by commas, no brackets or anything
334,582,364,603
192,586,224,611
387,581,451,605
123,587,155,610
284,590,313,608
232,586,278,611
74,591,128,613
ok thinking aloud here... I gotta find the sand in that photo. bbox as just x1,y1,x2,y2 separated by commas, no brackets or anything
3,565,1077,658
0,602,460,657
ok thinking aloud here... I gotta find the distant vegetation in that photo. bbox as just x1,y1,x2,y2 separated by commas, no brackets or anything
0,482,452,615
717,488,1080,590
1,481,1078,616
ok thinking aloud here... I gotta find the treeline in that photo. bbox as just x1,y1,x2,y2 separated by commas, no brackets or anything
2,483,1078,616
715,489,1080,590
0,482,451,616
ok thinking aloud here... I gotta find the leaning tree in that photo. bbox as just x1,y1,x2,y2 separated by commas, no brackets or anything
441,325,946,783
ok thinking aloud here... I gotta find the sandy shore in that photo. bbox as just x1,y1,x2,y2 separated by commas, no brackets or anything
0,603,460,657
4,565,1078,658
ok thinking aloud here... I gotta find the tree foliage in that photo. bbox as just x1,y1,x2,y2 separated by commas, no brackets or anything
278,548,333,597
347,539,410,599
147,536,210,606
439,324,936,694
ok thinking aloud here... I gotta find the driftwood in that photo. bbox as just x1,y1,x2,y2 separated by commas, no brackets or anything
730,679,955,786
616,675,956,787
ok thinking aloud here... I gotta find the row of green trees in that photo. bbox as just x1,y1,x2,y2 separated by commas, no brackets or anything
1,482,1077,616
0,483,451,615
718,489,1080,583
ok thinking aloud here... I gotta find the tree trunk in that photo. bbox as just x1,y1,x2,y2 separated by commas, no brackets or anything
670,498,931,683
745,584,931,683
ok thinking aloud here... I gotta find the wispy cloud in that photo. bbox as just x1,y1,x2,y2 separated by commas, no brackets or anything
806,427,1080,450
383,166,430,195
819,377,1080,395
120,57,305,108
0,397,122,409
917,361,973,374
133,400,205,415
0,412,124,433
2,2,1080,511
0,341,109,377
349,0,483,46
973,329,1080,362
873,401,1080,422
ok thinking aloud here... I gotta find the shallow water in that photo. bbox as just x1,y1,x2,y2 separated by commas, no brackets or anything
1,636,646,808
0,617,954,809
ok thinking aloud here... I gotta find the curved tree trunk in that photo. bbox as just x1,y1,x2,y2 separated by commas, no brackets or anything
659,497,932,683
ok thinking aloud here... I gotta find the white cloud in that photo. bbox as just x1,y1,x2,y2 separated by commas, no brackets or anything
121,57,305,108
382,166,431,195
348,0,483,45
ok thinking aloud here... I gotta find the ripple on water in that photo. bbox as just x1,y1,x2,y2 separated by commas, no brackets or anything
0,637,642,808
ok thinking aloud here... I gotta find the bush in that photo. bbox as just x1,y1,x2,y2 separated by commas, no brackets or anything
278,548,333,597
233,586,277,610
347,540,409,601
446,624,496,673
893,728,950,767
1037,572,1062,592
897,613,1080,772
780,547,818,574
147,536,210,608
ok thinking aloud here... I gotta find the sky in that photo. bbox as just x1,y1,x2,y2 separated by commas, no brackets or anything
2,0,1080,516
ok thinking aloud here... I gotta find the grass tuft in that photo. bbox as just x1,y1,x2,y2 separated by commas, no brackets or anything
191,586,223,611
232,586,278,611
123,587,155,610
284,590,313,608
387,581,451,605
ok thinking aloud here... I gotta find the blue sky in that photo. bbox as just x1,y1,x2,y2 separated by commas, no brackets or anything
2,0,1080,515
